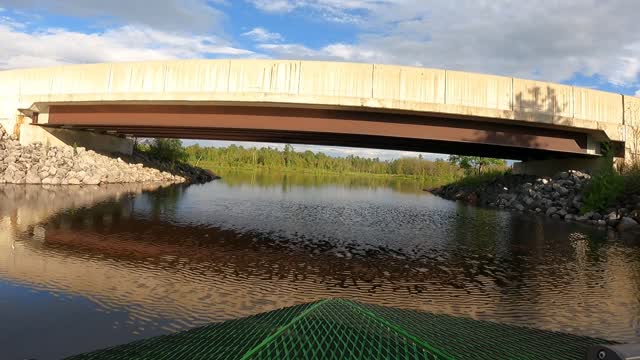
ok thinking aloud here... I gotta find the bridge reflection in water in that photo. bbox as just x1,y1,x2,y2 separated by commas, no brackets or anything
0,179,639,359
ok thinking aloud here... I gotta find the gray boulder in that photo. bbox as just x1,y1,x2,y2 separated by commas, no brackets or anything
617,217,639,231
25,171,41,184
513,202,525,211
523,197,535,206
606,212,620,227
82,175,101,185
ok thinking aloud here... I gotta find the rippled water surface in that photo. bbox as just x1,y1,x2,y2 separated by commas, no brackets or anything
1,170,640,359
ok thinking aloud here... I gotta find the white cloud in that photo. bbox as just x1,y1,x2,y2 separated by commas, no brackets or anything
0,0,226,32
249,0,297,13
258,42,382,62
248,0,379,23
635,89,640,97
248,0,383,13
258,43,320,58
253,0,640,86
242,27,283,42
0,22,252,70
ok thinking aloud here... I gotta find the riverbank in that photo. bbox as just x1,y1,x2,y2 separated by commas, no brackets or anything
431,170,640,231
194,161,460,188
0,125,217,185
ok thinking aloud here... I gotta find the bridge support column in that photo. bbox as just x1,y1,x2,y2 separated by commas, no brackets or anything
512,157,612,177
18,124,134,155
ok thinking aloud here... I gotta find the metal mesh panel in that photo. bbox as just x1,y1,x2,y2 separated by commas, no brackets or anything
357,301,614,360
66,299,616,360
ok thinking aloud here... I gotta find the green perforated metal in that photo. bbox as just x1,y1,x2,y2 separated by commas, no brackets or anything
66,299,615,360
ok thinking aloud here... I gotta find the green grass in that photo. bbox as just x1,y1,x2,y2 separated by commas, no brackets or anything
447,169,511,187
581,171,624,212
581,162,640,213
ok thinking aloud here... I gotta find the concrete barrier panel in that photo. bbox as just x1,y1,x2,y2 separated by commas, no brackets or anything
15,67,55,96
624,95,640,127
624,95,640,159
373,65,445,104
574,87,623,124
0,96,19,134
299,61,373,98
0,95,20,117
228,60,300,94
0,71,23,97
513,79,573,117
49,64,112,95
0,73,26,134
109,62,167,94
164,60,230,93
445,71,512,111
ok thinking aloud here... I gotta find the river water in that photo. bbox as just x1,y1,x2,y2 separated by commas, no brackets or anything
1,170,639,359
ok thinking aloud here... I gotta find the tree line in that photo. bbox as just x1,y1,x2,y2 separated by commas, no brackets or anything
136,139,507,180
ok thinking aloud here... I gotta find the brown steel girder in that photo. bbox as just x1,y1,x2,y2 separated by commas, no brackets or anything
44,104,597,160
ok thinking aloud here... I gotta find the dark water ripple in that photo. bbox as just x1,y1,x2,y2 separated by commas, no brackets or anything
0,173,639,359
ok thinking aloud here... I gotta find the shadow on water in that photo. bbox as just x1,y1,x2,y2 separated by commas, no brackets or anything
0,173,639,359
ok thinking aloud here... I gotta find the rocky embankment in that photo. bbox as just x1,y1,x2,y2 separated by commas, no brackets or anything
432,170,640,231
0,125,217,185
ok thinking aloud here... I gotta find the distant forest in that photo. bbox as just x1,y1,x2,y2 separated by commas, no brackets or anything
136,139,507,182
186,143,469,181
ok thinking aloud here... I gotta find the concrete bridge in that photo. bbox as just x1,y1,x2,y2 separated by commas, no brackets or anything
0,59,639,174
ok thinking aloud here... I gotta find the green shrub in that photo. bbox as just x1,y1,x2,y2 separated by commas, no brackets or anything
135,141,150,153
447,155,507,176
582,170,625,212
137,138,188,164
455,168,511,187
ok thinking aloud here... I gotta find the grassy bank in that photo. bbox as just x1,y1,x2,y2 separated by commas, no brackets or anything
193,160,463,189
447,169,512,187
582,166,640,212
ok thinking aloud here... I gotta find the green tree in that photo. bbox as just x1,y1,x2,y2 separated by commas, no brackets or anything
448,155,506,175
283,144,294,167
147,138,188,164
183,142,466,186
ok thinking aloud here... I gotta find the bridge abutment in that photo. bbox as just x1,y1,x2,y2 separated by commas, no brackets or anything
18,124,134,155
513,157,612,176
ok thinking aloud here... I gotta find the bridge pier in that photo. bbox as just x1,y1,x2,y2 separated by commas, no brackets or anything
513,157,612,176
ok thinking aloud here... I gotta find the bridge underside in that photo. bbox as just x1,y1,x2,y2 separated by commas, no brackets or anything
39,104,601,161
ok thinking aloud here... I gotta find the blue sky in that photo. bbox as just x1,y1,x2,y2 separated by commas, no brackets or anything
0,0,639,160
